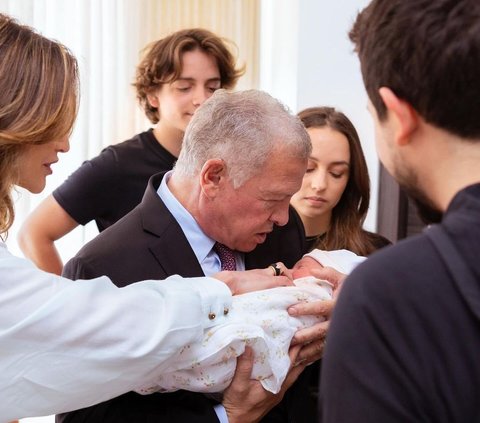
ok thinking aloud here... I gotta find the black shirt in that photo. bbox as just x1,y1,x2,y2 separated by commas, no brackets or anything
321,183,480,422
53,129,176,232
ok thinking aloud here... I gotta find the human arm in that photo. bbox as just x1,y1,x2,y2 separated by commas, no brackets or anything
0,243,232,422
18,194,79,275
18,145,134,276
214,266,294,295
134,274,323,404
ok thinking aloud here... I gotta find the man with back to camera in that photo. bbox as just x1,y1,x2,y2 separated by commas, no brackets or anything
59,89,323,423
320,0,480,421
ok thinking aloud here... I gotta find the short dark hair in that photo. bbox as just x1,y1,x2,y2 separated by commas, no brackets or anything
350,0,480,139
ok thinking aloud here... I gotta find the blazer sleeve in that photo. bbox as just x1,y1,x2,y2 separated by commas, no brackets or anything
0,242,232,421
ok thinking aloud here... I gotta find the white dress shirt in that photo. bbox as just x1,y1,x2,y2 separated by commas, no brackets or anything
158,171,245,275
0,242,231,422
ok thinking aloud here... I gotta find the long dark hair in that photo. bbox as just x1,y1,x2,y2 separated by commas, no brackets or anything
298,106,380,255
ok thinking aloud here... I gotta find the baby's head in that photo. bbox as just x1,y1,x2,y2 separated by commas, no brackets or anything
291,249,367,280
292,256,323,280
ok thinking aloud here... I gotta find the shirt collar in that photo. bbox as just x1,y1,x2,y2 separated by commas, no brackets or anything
157,171,215,264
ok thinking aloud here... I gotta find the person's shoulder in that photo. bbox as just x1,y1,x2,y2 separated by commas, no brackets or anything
104,130,176,169
84,130,168,176
66,206,144,264
345,232,439,298
362,229,392,251
356,233,431,273
70,133,147,172
99,131,151,156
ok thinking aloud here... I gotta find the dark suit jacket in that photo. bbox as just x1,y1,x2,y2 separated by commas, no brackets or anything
58,172,312,423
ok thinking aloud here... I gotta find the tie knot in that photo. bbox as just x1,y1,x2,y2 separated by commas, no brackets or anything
214,242,237,271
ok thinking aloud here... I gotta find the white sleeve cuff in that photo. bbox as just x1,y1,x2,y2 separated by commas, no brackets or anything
163,275,232,329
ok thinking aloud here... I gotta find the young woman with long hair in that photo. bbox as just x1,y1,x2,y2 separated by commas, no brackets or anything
291,106,390,255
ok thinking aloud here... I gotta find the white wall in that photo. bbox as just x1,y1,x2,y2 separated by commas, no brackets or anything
259,0,378,230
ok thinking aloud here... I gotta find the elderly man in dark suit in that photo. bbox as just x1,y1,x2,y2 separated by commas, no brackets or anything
59,89,318,423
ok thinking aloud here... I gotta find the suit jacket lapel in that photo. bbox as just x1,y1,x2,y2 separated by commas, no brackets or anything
138,173,305,276
140,173,205,278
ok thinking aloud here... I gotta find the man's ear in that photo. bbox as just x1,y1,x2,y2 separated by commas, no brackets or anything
379,87,419,146
200,159,227,198
146,91,159,108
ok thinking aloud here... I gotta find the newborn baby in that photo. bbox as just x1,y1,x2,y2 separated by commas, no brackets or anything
135,249,365,395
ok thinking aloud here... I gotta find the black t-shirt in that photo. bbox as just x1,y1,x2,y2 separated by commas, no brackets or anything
53,129,176,232
321,183,480,422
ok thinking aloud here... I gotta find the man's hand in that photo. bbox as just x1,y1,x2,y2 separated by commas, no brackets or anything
222,346,306,423
287,266,347,363
310,266,347,296
214,264,293,295
289,300,334,364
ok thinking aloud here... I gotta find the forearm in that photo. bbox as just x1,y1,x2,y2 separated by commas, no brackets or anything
1,249,232,420
18,230,63,274
17,195,79,275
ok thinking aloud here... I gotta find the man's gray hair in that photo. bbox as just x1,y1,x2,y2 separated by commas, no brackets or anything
174,89,311,188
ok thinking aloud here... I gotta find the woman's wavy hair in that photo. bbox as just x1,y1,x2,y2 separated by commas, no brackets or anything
134,28,245,124
298,106,379,255
0,13,79,237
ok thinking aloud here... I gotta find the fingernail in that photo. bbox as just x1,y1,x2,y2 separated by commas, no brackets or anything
288,307,298,316
294,359,306,367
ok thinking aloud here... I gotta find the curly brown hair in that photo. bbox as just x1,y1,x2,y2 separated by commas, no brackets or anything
134,28,245,124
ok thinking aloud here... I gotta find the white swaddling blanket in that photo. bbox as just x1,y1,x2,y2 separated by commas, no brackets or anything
135,277,332,394
135,248,366,394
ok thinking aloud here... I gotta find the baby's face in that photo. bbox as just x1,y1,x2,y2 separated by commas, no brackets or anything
291,256,323,280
